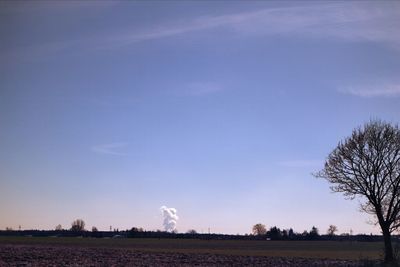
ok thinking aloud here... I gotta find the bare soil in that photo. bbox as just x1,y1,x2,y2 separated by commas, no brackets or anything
0,244,379,267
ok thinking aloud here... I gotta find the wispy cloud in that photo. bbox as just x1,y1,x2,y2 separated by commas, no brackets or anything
277,159,323,168
100,2,400,49
88,96,140,107
0,1,116,14
339,83,400,98
3,2,400,62
185,82,224,96
92,142,128,156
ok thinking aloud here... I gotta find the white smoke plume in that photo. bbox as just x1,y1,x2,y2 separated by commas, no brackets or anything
160,206,178,232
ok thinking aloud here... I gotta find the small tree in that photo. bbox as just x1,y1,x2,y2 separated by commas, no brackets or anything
268,226,282,240
55,224,62,231
92,226,98,232
252,223,267,235
315,120,400,264
70,219,85,232
282,229,288,239
309,226,319,239
327,225,338,236
288,228,294,239
130,227,144,232
186,229,197,234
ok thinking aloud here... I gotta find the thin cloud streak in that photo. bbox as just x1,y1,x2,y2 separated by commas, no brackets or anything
339,84,400,98
0,1,116,14
91,142,128,156
101,2,400,49
185,82,224,96
3,2,400,62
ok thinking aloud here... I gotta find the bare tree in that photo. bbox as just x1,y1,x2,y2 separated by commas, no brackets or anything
92,226,98,232
70,219,85,232
327,225,338,236
315,120,400,264
252,223,267,235
55,224,62,231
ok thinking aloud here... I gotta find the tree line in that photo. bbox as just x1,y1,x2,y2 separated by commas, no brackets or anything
0,220,383,242
251,224,343,240
0,228,384,242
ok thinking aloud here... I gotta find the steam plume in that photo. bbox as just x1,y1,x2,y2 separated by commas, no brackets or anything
160,206,178,232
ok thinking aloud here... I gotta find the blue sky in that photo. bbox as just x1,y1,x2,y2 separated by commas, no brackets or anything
1,1,400,234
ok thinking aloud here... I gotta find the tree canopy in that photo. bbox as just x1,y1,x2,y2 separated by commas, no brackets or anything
70,219,85,232
316,120,400,264
252,223,267,236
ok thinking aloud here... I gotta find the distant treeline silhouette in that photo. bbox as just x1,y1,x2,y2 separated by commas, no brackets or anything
0,227,386,242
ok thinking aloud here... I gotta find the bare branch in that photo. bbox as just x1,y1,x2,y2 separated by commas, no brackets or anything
315,120,400,263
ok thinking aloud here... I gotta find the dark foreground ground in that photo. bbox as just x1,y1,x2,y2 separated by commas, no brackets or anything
0,237,382,266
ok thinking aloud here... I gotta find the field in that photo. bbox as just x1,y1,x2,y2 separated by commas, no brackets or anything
0,237,383,266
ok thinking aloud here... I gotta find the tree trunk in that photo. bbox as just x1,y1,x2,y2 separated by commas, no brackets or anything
382,226,394,264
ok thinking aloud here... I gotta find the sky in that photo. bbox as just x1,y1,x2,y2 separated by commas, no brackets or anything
1,1,400,235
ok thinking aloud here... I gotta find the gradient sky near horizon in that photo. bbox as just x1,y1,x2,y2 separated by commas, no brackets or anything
1,1,400,235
